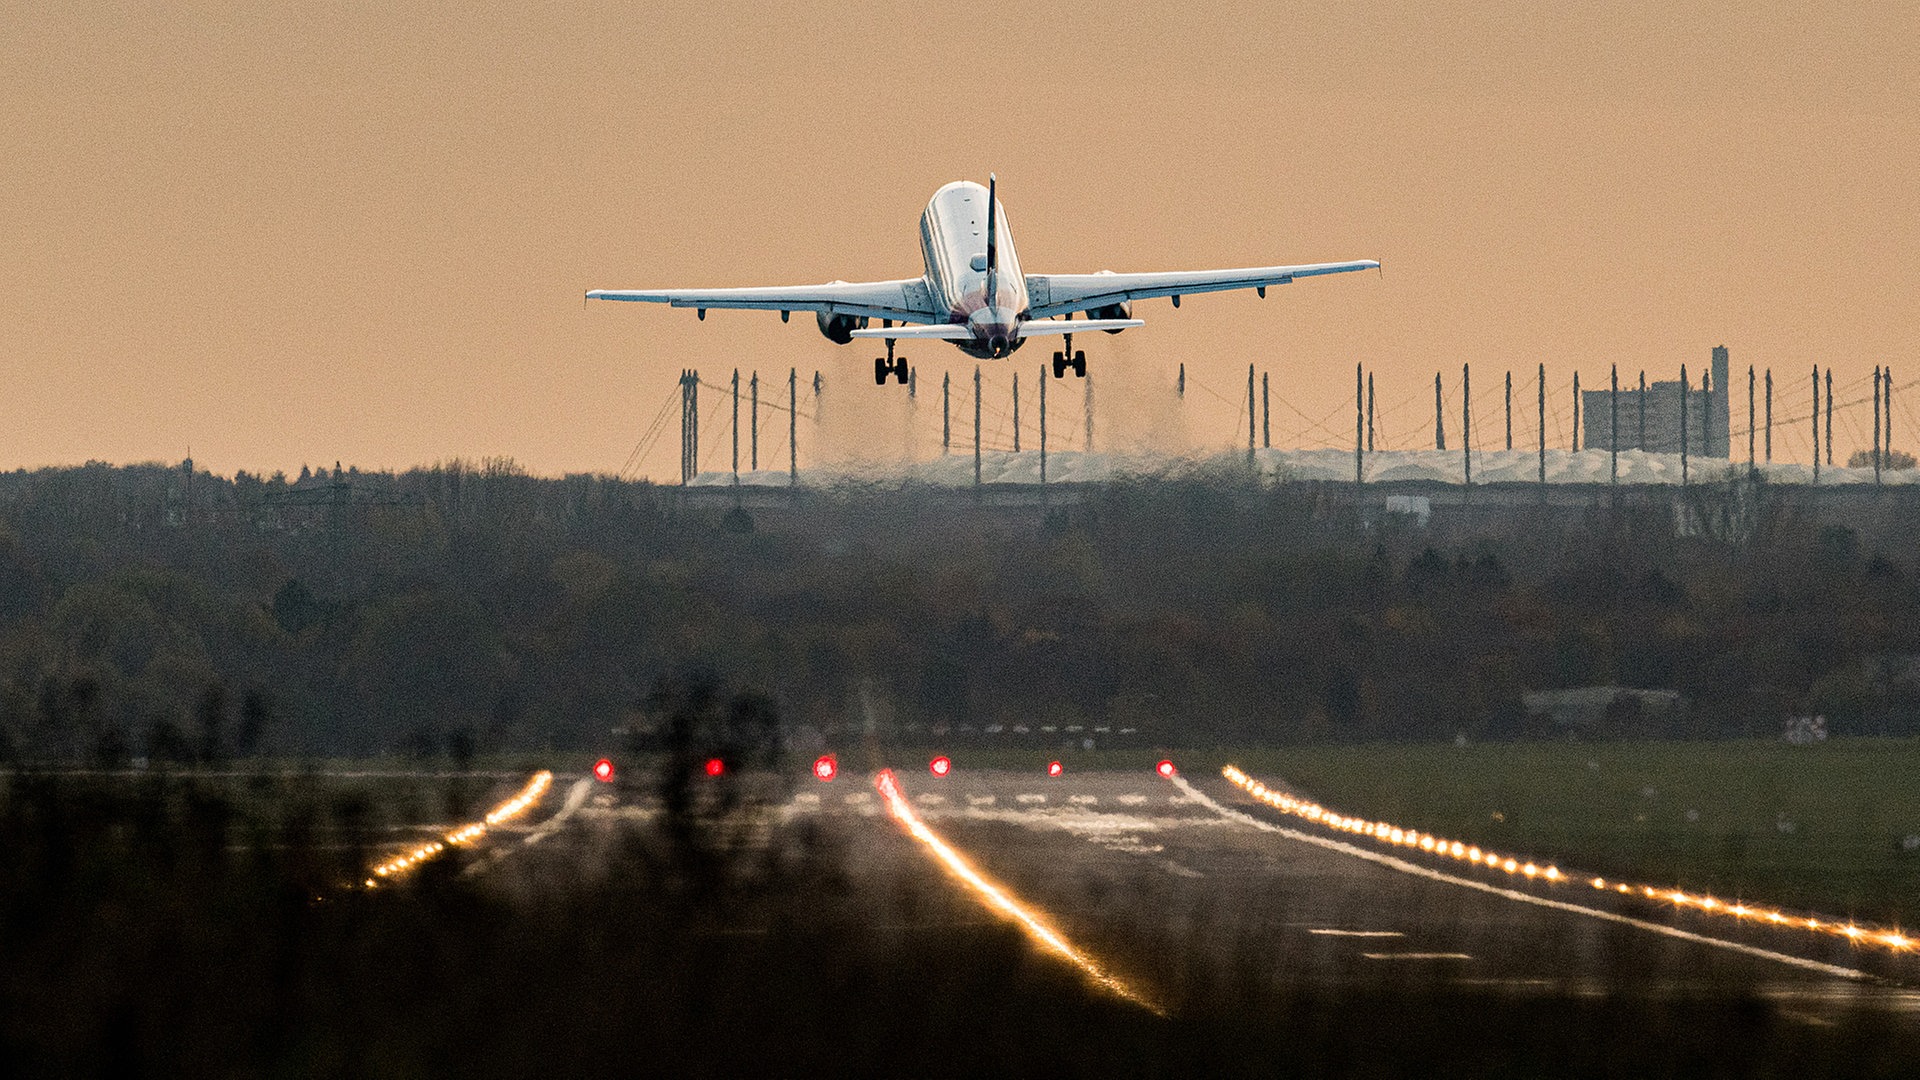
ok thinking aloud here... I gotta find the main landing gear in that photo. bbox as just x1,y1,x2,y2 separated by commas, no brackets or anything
874,338,909,385
1051,332,1087,379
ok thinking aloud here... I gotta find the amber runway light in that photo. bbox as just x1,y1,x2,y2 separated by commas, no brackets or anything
364,770,553,888
873,769,1165,1016
1221,765,1914,956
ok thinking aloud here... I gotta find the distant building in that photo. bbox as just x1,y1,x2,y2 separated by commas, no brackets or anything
1523,686,1683,731
1581,346,1731,457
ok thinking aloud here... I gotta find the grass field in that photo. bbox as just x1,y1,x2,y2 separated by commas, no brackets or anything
1209,739,1920,930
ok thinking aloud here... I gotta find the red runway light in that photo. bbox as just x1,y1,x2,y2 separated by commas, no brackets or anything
813,755,838,782
704,758,725,777
930,756,951,778
592,758,615,783
1156,760,1176,778
1047,761,1063,778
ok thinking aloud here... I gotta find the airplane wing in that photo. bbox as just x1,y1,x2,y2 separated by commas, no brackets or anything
586,278,946,325
1023,260,1378,319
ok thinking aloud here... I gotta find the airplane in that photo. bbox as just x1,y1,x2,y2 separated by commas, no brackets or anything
587,176,1378,386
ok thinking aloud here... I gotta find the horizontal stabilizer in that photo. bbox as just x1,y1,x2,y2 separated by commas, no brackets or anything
848,324,973,339
1015,318,1142,337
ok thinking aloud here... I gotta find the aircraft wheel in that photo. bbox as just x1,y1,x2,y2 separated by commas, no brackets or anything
895,361,909,385
873,357,887,385
1052,352,1067,379
1072,351,1087,378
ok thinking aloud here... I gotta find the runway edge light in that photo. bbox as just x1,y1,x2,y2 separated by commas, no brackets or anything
1047,761,1063,777
930,756,952,778
592,758,614,783
1156,760,1176,778
814,755,838,782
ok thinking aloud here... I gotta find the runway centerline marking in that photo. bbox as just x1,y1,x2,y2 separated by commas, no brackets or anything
1364,952,1474,961
1169,774,1879,983
1310,929,1406,938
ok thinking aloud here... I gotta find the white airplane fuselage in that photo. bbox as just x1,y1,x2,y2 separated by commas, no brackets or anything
585,178,1378,377
919,181,1027,358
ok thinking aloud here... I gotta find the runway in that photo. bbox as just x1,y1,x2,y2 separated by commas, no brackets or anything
761,765,1920,1021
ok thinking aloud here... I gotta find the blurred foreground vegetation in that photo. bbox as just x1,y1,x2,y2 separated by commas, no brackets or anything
5,754,1917,1077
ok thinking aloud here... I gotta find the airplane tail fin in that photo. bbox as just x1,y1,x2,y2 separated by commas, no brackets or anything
985,173,998,273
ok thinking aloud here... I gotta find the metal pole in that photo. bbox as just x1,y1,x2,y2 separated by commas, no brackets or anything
680,370,690,484
1355,363,1364,485
1874,366,1883,484
1505,370,1512,450
1012,373,1021,453
731,368,740,484
974,366,982,487
1367,373,1376,452
1040,365,1048,485
690,370,699,482
1764,369,1773,463
942,372,951,453
1462,363,1471,487
1434,372,1445,451
1680,364,1689,486
1538,362,1546,486
1610,364,1618,485
1887,365,1895,467
1248,363,1257,461
1638,371,1647,450
750,372,759,470
789,368,798,488
1262,372,1271,449
1825,367,1833,466
1573,372,1581,450
1747,366,1755,471
1812,365,1820,484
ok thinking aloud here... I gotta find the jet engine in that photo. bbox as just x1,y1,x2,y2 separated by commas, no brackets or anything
816,311,869,345
1086,301,1132,333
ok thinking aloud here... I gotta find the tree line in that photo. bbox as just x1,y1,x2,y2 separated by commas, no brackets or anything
2,460,1919,762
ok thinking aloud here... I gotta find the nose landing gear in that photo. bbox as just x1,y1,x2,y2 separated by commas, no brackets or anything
873,338,909,386
1050,332,1087,379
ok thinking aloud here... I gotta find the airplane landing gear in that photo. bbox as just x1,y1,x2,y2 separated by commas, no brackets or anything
1050,332,1087,379
873,338,909,385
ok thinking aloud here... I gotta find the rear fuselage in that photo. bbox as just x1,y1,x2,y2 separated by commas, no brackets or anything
919,181,1027,358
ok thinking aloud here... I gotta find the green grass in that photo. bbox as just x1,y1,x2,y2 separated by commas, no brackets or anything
1216,739,1920,928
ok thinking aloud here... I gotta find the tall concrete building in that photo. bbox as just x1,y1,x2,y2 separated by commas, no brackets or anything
1581,346,1731,457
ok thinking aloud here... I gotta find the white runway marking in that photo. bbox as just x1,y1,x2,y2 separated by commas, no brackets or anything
1169,774,1880,984
967,795,997,807
1068,795,1099,806
1016,794,1046,804
915,793,947,806
1116,794,1148,806
843,793,871,806
522,779,589,845
1310,929,1406,938
793,792,821,805
1365,952,1474,961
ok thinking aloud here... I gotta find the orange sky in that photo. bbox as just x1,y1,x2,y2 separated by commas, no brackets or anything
3,1,1915,479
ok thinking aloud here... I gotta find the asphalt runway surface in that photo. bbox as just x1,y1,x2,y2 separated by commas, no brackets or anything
492,765,1920,1027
